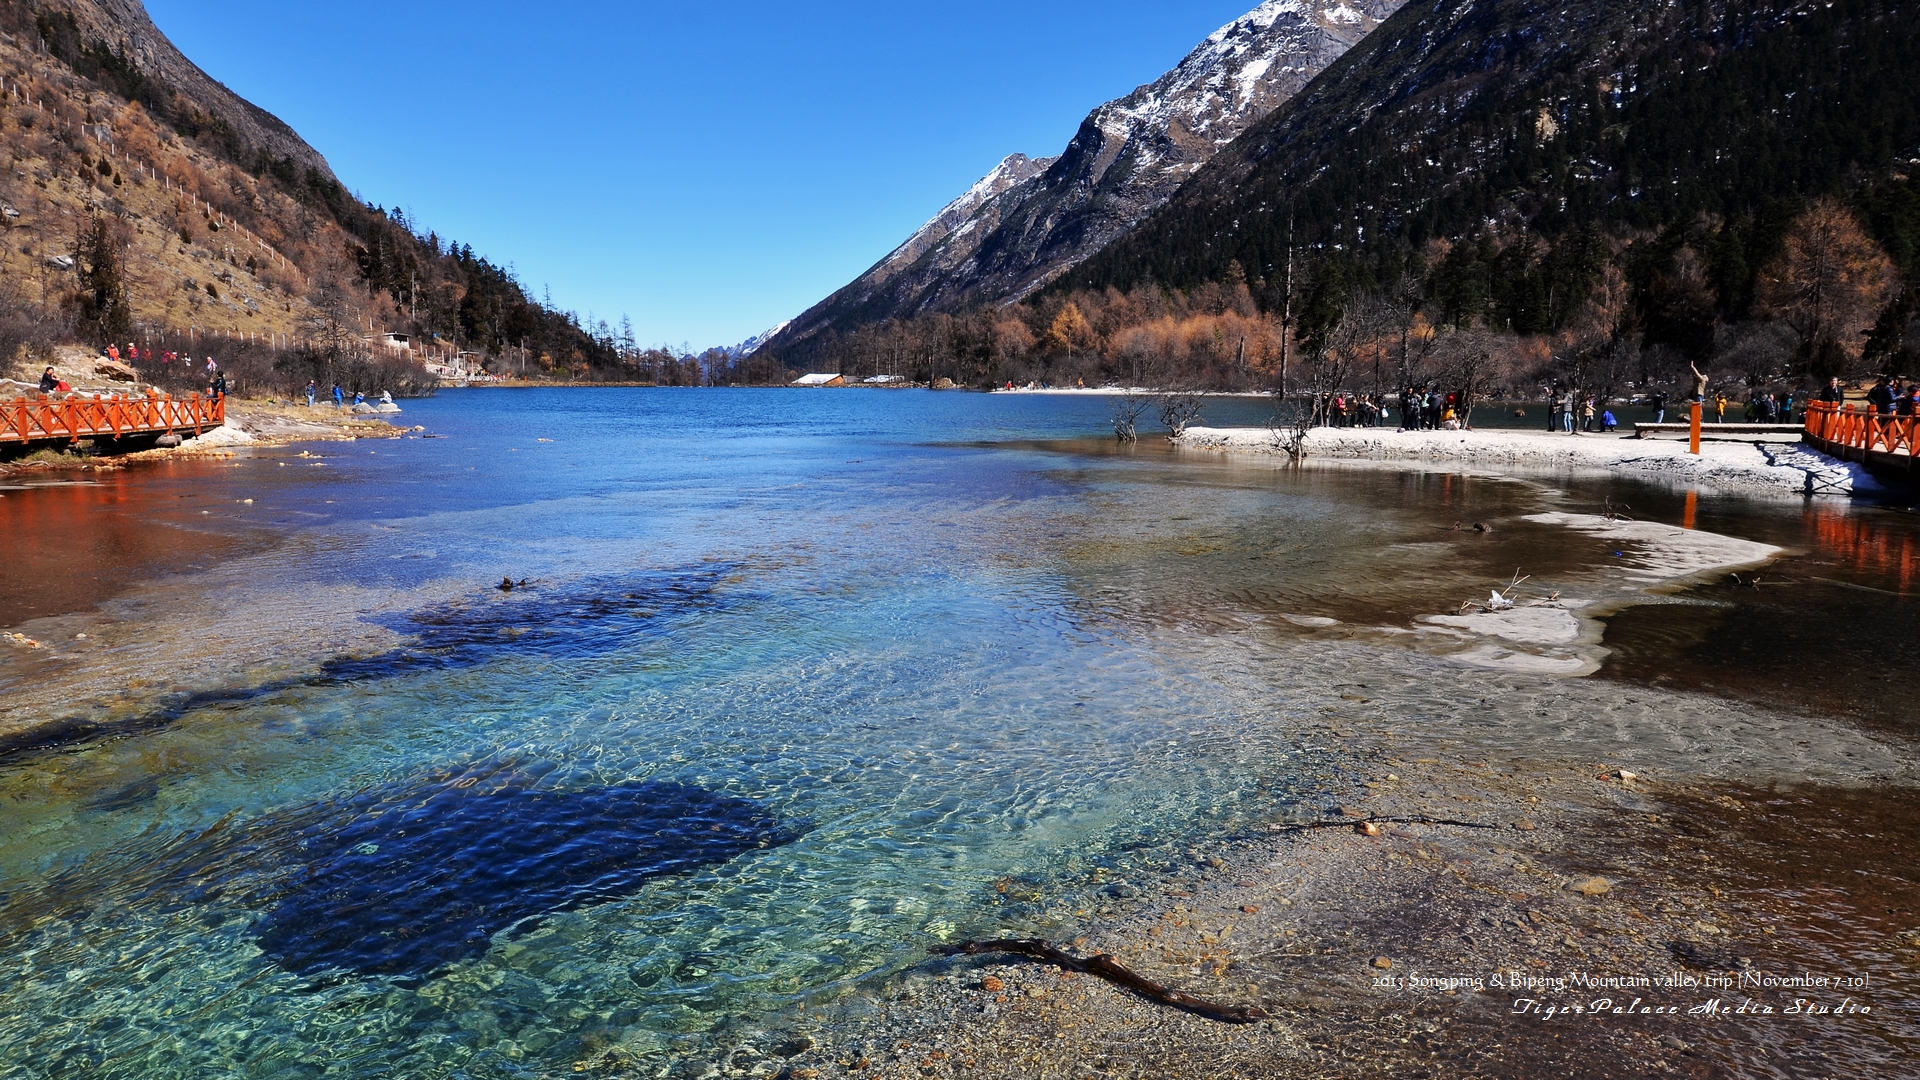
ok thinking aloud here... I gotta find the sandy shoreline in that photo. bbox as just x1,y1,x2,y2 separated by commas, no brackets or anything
992,387,1273,397
1178,426,1883,497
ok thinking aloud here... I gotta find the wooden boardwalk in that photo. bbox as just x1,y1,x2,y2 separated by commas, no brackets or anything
1804,401,1917,474
2,392,225,449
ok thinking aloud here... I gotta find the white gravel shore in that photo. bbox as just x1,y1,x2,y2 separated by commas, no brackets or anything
1178,425,1882,496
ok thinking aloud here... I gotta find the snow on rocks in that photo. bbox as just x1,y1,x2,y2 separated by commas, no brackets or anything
1179,425,1881,496
180,422,255,449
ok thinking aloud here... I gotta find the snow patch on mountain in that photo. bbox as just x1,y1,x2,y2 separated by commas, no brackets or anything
731,320,791,358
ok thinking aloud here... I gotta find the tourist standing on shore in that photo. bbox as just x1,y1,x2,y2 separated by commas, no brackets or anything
209,371,227,402
1819,377,1844,405
1689,361,1709,403
332,384,344,409
1558,390,1576,433
1714,393,1727,423
1650,390,1667,424
1581,397,1597,432
1868,375,1895,415
306,380,318,407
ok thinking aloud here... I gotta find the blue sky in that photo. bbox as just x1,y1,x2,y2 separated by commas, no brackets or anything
146,1,1259,349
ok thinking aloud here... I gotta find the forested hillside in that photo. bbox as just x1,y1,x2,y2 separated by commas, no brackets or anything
779,0,1920,401
0,0,647,392
1070,0,1920,362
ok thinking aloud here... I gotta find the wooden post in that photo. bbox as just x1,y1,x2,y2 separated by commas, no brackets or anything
1689,400,1702,455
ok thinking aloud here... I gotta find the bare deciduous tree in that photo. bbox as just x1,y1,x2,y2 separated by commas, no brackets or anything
1757,198,1899,381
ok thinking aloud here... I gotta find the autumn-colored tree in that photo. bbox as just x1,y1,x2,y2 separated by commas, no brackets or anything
1757,199,1898,381
1046,302,1091,361
993,318,1035,366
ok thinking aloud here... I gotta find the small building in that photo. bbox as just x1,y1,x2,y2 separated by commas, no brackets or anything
862,374,908,385
380,333,412,352
791,372,845,387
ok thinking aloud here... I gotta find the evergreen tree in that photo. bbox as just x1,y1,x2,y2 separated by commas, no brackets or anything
71,216,130,345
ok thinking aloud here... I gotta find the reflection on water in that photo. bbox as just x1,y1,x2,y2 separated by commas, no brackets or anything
0,389,1910,1076
1599,499,1920,733
0,465,278,626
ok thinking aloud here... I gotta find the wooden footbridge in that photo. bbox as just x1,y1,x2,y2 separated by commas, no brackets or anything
2,391,224,449
1803,401,1918,474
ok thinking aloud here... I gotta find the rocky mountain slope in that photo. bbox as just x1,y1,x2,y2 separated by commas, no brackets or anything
1,0,619,380
764,0,1403,361
28,0,332,179
1066,0,1920,320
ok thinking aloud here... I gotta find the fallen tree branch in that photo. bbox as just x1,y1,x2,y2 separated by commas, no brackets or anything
1269,815,1502,833
931,939,1267,1024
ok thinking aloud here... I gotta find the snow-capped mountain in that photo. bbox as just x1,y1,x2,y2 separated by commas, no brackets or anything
730,320,791,358
864,153,1055,291
766,0,1402,359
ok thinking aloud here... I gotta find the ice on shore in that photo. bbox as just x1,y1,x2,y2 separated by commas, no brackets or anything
1179,425,1880,496
1395,513,1781,677
181,423,255,448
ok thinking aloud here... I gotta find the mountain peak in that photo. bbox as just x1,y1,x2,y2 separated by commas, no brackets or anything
765,0,1403,361
867,152,1056,292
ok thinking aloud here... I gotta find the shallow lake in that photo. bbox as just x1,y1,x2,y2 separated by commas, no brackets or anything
0,388,1911,1077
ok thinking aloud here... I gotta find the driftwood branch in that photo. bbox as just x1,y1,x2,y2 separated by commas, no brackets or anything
1270,814,1501,833
932,939,1268,1024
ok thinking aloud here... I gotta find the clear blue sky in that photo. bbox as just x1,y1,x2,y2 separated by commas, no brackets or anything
145,0,1258,350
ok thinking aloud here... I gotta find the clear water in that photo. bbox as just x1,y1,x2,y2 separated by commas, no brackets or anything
0,389,1909,1077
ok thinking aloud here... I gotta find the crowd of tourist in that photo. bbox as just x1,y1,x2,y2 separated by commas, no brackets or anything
1863,374,1920,416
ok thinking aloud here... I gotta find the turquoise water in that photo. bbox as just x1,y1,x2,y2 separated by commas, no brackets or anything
0,390,1357,1076
0,389,1909,1077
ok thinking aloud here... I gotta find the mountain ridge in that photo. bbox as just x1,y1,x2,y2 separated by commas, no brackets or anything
1064,0,1920,332
25,0,334,181
761,0,1404,363
0,0,628,386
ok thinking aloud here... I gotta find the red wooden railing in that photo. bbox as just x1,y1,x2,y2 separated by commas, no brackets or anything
1804,401,1918,466
1,392,224,446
